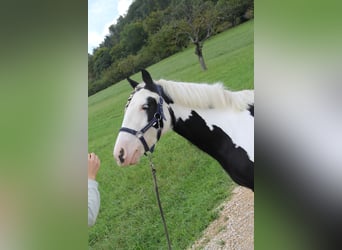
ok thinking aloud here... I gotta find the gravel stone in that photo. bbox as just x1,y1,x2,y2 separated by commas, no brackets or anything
189,186,254,250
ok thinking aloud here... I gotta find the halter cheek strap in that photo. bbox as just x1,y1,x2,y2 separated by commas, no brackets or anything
119,86,166,154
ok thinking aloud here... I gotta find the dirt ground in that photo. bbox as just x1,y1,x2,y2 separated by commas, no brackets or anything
189,186,254,250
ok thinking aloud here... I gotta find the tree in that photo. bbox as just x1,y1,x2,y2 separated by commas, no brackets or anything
116,55,136,77
110,43,127,62
120,22,148,55
216,0,253,26
92,47,112,79
148,24,181,61
173,0,219,70
88,53,96,83
144,10,164,35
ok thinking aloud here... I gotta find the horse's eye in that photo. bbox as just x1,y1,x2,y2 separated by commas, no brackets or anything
142,104,149,110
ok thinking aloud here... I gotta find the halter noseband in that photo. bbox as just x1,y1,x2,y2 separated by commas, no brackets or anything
119,86,166,154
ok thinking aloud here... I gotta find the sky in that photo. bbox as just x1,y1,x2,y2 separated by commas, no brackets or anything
88,0,133,54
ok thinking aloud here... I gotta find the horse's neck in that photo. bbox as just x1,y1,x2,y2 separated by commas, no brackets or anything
168,104,254,189
169,104,254,160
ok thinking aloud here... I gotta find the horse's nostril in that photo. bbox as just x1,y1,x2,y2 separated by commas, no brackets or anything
119,148,125,163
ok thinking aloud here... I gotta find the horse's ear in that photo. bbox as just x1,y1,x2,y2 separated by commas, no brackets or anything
141,69,154,87
127,77,139,89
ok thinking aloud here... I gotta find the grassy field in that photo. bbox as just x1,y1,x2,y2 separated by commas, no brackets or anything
88,20,253,249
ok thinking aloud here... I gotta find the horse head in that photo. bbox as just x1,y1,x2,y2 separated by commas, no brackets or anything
113,69,172,166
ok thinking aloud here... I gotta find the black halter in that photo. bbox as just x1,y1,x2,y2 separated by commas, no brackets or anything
119,86,166,154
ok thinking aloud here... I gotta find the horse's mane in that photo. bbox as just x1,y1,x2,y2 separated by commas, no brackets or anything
155,79,254,111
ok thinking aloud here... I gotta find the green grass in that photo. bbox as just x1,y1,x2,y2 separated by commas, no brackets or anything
88,20,253,249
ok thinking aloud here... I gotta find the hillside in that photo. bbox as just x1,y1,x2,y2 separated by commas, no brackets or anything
88,0,253,95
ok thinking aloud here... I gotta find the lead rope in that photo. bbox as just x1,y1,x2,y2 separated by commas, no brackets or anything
147,154,172,250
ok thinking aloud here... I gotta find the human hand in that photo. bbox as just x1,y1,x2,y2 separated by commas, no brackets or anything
88,152,100,180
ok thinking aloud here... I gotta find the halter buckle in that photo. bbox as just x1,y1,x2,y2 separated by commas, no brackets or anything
136,131,144,139
154,112,161,120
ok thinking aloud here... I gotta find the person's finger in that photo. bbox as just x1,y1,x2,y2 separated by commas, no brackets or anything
93,155,99,166
90,152,96,159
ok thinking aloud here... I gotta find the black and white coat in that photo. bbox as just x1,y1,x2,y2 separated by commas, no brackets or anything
114,70,254,190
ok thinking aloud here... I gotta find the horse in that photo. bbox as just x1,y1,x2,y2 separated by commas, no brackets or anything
113,69,254,190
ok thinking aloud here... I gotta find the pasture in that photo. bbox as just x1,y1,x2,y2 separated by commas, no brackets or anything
88,20,253,249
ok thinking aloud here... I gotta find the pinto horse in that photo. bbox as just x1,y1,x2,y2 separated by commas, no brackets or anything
113,69,254,190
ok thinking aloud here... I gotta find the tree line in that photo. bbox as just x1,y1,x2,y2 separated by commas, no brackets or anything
88,0,253,96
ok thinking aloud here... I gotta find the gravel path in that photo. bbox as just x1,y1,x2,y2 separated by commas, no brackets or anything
189,186,254,250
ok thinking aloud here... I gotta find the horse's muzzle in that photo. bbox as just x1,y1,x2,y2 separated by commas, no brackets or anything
118,148,125,164
113,141,141,166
